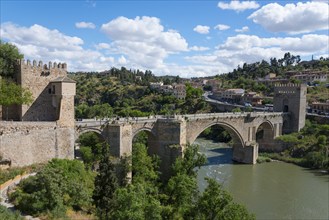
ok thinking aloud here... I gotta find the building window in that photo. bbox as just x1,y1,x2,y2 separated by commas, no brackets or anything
52,85,55,94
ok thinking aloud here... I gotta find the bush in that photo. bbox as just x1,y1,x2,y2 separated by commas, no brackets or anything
10,159,95,217
0,205,23,220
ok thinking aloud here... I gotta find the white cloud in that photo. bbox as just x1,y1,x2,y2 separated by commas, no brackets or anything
189,46,210,51
95,43,111,50
118,55,127,65
101,16,164,41
101,16,188,69
183,33,329,75
75,21,96,29
0,23,116,72
235,26,249,33
214,24,230,31
1,22,83,50
193,25,210,34
218,34,329,54
2,20,328,78
218,0,260,12
248,1,329,34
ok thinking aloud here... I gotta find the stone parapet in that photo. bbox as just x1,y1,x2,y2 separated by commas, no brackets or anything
0,121,74,167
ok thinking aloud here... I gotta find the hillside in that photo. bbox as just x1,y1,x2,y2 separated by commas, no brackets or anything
70,70,212,119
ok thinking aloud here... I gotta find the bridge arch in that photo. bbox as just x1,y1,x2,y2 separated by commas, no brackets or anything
132,127,155,138
132,128,158,156
256,120,275,150
78,127,103,136
74,128,106,161
188,121,245,149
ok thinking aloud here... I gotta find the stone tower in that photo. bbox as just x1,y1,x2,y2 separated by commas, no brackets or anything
4,59,75,124
273,84,307,133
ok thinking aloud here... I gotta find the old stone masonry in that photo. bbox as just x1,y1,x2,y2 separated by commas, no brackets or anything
0,59,306,173
0,60,76,167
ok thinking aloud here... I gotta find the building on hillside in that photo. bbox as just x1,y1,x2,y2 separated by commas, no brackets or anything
160,85,173,94
215,88,245,103
150,81,186,99
256,73,289,85
264,73,276,80
242,92,263,106
291,73,328,83
310,100,329,114
172,84,186,99
206,79,221,91
150,82,164,89
190,81,203,89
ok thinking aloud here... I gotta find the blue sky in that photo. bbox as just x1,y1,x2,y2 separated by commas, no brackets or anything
1,0,328,77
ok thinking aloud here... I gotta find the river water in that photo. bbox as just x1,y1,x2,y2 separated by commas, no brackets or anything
195,138,329,220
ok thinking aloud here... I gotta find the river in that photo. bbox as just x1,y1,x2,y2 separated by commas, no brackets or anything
195,138,329,220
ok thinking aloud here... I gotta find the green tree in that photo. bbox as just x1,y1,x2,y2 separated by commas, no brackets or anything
0,205,23,220
163,144,206,218
93,144,119,220
0,79,33,120
172,144,206,177
112,183,162,220
132,142,159,184
192,178,255,220
0,40,23,78
10,159,94,218
78,132,104,167
232,107,242,113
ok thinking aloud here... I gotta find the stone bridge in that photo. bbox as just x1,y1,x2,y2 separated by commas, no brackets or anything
76,112,288,176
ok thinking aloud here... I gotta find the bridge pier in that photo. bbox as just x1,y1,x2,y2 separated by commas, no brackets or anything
151,119,186,180
102,124,132,158
232,143,258,164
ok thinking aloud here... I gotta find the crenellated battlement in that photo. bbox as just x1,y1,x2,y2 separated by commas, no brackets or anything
274,83,301,87
274,83,307,94
18,59,67,70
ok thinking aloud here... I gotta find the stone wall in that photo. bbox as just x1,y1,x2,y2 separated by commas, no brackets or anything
7,60,68,121
306,114,329,124
0,121,75,167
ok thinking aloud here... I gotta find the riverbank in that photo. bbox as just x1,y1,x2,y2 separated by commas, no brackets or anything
258,152,329,173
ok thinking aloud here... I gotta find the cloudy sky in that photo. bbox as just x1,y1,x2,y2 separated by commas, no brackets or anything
1,0,328,77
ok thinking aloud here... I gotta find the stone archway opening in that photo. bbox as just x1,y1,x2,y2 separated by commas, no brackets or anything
256,121,274,151
76,131,106,169
192,123,245,165
131,130,159,180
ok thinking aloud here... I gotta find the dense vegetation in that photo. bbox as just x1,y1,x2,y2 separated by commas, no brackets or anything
9,131,254,219
261,120,329,170
72,72,211,118
72,52,328,119
0,40,23,78
0,41,33,119
10,159,95,218
0,163,44,185
200,125,232,143
92,131,255,220
0,205,23,220
218,53,329,97
220,53,329,81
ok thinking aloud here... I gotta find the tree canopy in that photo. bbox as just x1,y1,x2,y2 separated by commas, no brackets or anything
0,80,33,107
0,40,23,78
